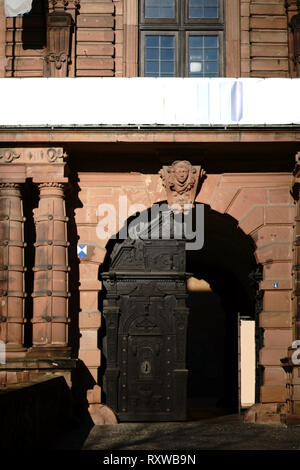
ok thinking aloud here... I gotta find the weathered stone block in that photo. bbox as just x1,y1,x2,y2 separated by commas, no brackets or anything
260,385,287,403
79,312,101,329
260,347,289,366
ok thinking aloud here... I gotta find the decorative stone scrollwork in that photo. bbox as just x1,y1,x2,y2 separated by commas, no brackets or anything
46,148,67,163
159,160,206,210
0,149,20,164
46,53,69,70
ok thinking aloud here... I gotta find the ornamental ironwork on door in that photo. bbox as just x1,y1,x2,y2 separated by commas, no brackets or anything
102,238,189,422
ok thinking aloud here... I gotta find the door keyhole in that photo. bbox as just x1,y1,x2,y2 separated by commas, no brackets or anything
141,360,151,375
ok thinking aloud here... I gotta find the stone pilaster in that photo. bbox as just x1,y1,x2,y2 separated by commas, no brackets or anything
0,183,26,357
30,182,70,358
46,1,80,78
286,0,300,77
282,151,300,423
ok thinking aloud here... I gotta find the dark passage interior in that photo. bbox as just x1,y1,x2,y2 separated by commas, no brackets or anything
187,282,237,419
185,204,260,420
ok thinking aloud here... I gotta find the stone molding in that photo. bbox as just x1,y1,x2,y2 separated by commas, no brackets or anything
0,147,68,183
0,147,66,165
48,0,80,11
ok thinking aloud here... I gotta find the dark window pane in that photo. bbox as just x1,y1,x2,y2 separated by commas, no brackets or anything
144,34,175,77
189,36,203,48
161,35,174,47
204,48,218,60
188,0,218,18
161,61,174,73
204,35,218,47
145,0,175,18
145,60,159,73
189,7,202,18
145,35,159,47
204,7,218,18
145,48,159,59
204,0,218,6
161,48,174,60
205,61,218,73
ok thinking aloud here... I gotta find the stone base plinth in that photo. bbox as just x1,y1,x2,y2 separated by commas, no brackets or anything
0,357,77,388
244,403,288,424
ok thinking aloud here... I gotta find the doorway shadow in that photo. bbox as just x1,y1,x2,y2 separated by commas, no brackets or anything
186,204,261,419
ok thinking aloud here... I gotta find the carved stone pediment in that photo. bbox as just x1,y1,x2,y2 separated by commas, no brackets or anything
159,160,206,211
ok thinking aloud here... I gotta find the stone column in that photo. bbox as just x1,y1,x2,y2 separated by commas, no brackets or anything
0,183,26,357
30,182,70,358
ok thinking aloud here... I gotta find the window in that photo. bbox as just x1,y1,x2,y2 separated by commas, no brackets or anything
140,0,224,77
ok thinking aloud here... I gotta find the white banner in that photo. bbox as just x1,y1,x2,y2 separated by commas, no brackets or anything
4,0,33,17
0,77,300,126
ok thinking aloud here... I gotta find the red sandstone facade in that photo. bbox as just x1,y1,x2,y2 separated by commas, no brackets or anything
1,0,300,425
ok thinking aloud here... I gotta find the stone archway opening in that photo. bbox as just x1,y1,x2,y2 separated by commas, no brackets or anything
99,201,260,422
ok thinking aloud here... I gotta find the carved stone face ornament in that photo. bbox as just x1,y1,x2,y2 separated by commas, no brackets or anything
170,161,196,195
159,160,206,211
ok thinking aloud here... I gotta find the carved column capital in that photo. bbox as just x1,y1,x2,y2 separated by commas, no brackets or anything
0,182,22,190
48,0,80,11
38,182,66,190
159,160,206,211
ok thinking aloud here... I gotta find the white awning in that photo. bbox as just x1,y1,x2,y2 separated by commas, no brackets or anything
4,0,33,17
0,77,300,127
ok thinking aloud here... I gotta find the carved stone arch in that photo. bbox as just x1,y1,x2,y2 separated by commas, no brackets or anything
100,200,261,421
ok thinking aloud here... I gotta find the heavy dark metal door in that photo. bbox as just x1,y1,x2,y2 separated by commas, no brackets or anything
102,239,189,421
